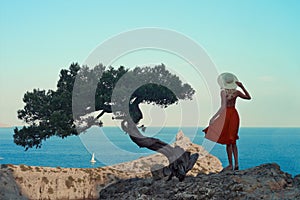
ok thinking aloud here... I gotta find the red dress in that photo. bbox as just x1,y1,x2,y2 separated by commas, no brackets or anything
203,89,240,144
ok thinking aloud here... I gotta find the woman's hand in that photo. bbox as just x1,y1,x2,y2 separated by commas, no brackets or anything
236,81,251,100
235,81,244,88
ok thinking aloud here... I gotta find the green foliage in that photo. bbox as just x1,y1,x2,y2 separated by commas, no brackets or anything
14,63,80,150
95,65,128,112
14,63,195,150
111,64,195,123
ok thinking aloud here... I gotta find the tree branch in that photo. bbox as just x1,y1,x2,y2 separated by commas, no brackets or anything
120,119,199,181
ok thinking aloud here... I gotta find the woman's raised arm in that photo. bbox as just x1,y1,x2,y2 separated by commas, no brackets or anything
236,81,251,100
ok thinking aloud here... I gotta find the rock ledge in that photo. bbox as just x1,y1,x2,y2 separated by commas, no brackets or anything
100,163,300,200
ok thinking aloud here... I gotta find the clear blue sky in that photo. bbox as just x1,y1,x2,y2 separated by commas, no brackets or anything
0,0,299,127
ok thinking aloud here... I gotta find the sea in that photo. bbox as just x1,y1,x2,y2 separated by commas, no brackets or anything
0,127,299,176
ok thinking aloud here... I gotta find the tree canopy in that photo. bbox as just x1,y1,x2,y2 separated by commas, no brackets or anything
14,63,195,150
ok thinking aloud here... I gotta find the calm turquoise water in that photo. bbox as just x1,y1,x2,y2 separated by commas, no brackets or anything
0,127,299,176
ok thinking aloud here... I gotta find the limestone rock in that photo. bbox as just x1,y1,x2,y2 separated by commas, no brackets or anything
0,165,27,200
112,130,223,176
99,163,300,200
0,131,221,200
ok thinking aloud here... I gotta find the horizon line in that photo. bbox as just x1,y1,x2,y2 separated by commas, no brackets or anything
2,125,300,129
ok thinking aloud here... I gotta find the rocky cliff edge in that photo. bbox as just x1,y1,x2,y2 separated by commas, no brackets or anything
0,130,222,200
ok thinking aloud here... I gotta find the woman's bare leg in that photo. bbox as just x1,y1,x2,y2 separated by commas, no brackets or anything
232,143,239,170
225,144,233,170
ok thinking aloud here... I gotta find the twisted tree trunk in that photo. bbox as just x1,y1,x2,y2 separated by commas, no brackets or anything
121,119,199,181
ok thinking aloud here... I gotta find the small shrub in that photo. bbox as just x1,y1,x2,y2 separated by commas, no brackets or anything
48,187,54,194
0,164,8,169
68,176,75,181
35,167,42,172
15,176,23,183
65,176,74,188
65,180,73,188
42,177,49,184
20,164,28,172
96,175,102,181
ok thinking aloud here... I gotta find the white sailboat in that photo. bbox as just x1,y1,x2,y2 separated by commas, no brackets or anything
90,153,96,164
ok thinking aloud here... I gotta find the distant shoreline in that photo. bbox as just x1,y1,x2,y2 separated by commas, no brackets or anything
0,124,12,128
1,126,300,129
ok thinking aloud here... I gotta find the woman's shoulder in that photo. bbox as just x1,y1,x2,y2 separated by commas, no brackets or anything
224,89,237,94
220,89,237,94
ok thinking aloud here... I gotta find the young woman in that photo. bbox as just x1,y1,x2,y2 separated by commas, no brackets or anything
203,72,251,171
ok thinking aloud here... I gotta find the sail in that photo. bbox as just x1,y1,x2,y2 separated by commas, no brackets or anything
90,153,96,163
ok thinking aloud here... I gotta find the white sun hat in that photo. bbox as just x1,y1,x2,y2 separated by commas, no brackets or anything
217,72,238,89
